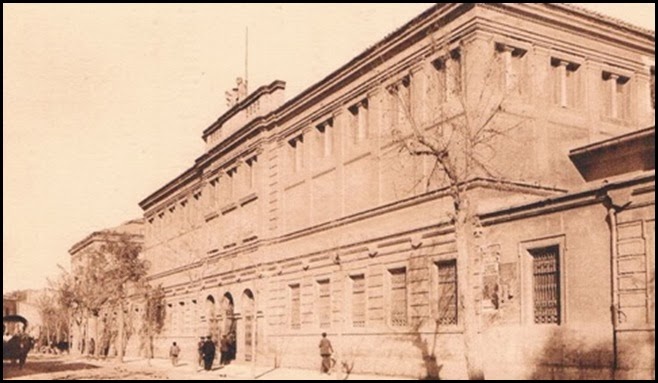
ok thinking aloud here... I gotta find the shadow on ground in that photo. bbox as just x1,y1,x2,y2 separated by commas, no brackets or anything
3,355,99,379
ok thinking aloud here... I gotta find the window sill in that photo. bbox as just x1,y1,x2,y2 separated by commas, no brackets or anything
284,176,306,191
600,116,631,126
204,211,219,222
344,149,372,166
311,164,337,180
239,192,258,206
220,202,237,215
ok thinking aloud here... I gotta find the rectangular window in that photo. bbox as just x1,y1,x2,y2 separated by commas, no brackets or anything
497,43,527,97
530,246,561,325
317,279,331,328
551,58,581,109
289,135,304,173
603,72,631,120
396,77,411,130
351,274,366,327
246,156,257,190
389,268,408,327
437,260,458,325
316,119,333,157
448,49,462,98
430,58,448,105
227,167,237,199
349,100,368,144
290,283,301,329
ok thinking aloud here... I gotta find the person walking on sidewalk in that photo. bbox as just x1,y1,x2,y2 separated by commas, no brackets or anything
169,342,181,366
318,332,334,374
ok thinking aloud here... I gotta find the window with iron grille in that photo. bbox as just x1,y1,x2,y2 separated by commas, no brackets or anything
530,246,561,325
317,279,331,329
389,268,408,326
351,274,366,327
437,260,458,325
290,284,301,329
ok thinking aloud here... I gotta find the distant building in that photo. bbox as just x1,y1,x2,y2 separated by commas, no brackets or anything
137,4,654,379
68,219,144,356
3,290,45,340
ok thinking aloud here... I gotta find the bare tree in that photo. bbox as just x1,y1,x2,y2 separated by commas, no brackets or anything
385,39,525,379
35,290,68,349
141,284,166,364
55,232,147,362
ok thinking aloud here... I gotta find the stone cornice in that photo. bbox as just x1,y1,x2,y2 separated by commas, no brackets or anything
69,231,143,256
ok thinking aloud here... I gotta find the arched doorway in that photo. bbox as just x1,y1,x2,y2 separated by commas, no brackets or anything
220,293,236,362
205,295,220,342
242,289,255,362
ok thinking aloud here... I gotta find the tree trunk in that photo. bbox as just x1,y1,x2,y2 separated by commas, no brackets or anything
455,203,485,380
118,302,124,363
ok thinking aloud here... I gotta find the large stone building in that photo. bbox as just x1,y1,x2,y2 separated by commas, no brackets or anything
137,4,654,379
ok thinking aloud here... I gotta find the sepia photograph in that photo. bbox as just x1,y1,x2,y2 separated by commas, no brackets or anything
3,3,655,380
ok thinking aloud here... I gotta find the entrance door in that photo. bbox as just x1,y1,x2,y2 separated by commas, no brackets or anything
242,290,255,362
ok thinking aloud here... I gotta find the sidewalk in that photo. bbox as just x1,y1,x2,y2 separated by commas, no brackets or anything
114,357,413,380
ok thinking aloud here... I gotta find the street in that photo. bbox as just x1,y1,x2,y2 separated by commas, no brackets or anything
3,354,411,380
3,355,167,380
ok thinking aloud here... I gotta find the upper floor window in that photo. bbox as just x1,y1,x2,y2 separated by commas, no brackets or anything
227,167,237,199
551,58,581,109
289,135,304,173
389,76,411,131
426,49,461,113
246,156,257,190
496,43,527,98
315,119,333,158
349,99,369,145
602,71,631,121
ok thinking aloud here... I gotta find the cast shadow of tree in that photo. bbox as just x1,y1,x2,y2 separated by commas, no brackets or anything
2,357,99,379
528,327,620,380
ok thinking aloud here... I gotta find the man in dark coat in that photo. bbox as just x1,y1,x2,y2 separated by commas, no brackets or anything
202,336,216,371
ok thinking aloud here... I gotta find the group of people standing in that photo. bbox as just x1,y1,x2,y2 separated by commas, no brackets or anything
168,332,335,375
169,333,236,371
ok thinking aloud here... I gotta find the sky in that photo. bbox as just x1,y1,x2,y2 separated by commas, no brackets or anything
3,4,655,292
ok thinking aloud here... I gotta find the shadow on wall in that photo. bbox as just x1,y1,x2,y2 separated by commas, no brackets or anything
395,319,443,380
529,327,615,380
414,322,443,380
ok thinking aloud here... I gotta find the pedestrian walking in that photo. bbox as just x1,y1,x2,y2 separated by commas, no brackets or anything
169,341,181,366
318,332,334,374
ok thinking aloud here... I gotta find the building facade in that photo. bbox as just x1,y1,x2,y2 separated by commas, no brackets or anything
137,4,654,379
3,290,45,340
